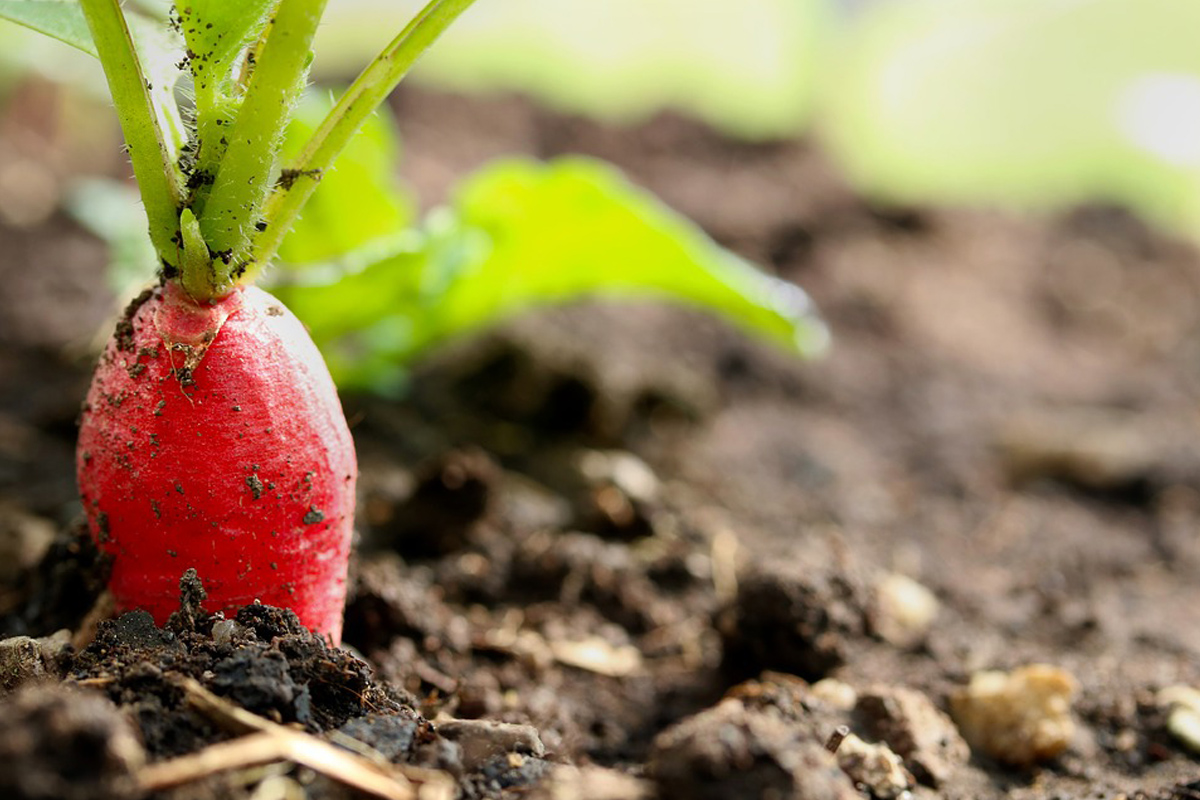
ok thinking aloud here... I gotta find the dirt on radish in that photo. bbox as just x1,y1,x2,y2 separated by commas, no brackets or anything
4,86,1200,799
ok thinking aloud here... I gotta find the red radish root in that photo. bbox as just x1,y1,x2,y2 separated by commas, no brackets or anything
77,282,357,641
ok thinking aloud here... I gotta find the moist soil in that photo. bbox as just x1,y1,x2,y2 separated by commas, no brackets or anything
3,85,1200,799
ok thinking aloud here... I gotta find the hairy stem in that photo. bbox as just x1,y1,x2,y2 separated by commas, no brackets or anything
198,0,327,288
80,0,182,267
246,0,478,275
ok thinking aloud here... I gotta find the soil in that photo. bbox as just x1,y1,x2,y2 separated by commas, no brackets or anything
3,83,1200,799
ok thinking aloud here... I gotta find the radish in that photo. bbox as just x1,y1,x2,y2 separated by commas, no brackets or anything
0,0,480,642
76,282,356,640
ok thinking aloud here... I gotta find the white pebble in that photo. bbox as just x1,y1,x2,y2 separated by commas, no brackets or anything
1158,685,1200,753
872,573,939,648
835,733,912,800
811,678,858,711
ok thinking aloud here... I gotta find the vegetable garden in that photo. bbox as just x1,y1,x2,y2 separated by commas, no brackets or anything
2,2,1200,799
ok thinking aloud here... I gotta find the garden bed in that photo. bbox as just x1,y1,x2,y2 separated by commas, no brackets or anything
2,85,1200,799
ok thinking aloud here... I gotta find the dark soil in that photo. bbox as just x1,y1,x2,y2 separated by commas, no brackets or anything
3,83,1200,798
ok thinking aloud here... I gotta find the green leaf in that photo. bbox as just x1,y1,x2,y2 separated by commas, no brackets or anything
273,157,827,390
173,1,273,213
0,0,97,56
275,90,414,265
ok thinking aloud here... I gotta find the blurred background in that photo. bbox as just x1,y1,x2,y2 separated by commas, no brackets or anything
3,0,1199,238
327,0,1200,234
8,7,1200,789
4,0,1198,565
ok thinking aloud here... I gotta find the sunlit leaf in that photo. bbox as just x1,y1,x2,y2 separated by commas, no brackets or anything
0,0,96,56
273,157,827,390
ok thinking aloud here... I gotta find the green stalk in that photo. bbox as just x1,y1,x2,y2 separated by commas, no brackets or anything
179,208,212,302
246,0,478,276
197,0,327,295
80,0,181,267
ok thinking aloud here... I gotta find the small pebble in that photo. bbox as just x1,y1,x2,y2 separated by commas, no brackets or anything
577,450,660,503
951,664,1077,766
0,637,47,693
0,631,70,693
1158,686,1200,753
526,764,652,800
871,573,939,648
811,678,858,711
835,733,913,799
211,619,243,647
436,718,545,771
549,637,643,677
857,685,968,786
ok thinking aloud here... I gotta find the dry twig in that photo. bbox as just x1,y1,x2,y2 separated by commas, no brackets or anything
135,675,454,800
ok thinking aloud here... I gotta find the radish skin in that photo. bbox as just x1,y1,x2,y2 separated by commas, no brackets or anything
77,283,357,641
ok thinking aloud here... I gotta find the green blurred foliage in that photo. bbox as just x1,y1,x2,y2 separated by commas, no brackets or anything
315,0,1200,238
315,0,832,140
10,1,1200,236
822,0,1200,233
0,0,95,55
61,83,826,390
273,157,827,392
13,0,1200,390
67,178,159,297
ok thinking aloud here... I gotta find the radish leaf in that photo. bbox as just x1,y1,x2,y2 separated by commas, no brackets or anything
272,157,828,390
174,0,275,207
0,0,96,55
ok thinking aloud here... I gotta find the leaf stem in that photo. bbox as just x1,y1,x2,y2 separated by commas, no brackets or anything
79,0,182,268
197,0,327,292
246,0,478,275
